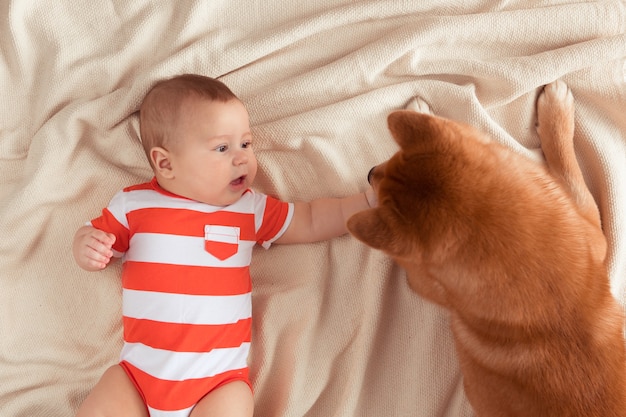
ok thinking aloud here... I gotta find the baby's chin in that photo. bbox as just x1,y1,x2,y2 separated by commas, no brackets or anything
207,188,249,207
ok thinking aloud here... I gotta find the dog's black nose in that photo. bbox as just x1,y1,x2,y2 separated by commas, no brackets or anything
367,166,376,185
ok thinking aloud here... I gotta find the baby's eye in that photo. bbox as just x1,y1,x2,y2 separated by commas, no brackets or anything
215,145,228,152
242,141,252,149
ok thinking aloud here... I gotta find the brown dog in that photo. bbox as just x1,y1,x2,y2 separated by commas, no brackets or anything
348,81,626,416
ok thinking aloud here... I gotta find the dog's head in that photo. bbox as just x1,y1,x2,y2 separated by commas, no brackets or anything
347,110,533,303
349,110,493,258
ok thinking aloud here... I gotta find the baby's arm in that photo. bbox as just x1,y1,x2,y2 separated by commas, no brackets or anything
275,189,375,244
72,225,116,271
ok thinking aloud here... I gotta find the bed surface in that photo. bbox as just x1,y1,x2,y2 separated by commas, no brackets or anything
1,1,625,416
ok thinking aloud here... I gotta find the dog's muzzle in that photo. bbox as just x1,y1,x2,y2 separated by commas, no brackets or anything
367,166,376,185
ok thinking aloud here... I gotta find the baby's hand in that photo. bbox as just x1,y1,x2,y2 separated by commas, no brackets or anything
72,226,116,271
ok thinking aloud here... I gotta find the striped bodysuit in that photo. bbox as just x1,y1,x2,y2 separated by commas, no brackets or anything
90,178,293,417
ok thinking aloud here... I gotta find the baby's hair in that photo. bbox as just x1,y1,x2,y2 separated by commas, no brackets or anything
139,74,239,166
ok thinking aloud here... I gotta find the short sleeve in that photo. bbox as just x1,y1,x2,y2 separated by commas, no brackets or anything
90,190,131,256
253,193,294,249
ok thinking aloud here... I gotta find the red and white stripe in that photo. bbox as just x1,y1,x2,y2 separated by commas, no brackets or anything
90,178,292,415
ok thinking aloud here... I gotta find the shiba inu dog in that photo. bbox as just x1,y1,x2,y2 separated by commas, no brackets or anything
348,81,626,416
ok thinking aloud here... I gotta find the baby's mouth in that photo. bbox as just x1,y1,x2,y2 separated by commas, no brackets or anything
231,175,246,186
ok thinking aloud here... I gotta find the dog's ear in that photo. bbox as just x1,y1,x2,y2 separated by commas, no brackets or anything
387,110,439,150
347,208,401,254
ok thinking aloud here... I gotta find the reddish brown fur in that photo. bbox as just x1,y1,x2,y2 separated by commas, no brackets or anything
348,81,626,416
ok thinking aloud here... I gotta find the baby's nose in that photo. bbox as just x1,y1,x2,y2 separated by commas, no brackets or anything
234,150,248,165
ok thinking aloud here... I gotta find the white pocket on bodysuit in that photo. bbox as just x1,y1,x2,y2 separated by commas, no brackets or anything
204,225,240,261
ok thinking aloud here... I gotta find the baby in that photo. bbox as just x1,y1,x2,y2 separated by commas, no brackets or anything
72,74,375,417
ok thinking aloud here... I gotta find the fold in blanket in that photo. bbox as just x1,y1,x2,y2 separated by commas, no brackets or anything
1,1,625,416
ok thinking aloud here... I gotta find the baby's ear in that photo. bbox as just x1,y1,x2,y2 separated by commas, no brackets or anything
151,147,173,178
347,208,397,253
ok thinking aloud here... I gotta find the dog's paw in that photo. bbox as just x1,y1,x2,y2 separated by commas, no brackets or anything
537,80,574,137
539,80,573,111
406,97,433,115
537,80,574,128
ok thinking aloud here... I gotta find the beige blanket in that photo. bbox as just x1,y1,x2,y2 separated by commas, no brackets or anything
1,1,625,416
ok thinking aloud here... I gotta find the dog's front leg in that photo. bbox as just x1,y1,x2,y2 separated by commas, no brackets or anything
536,81,606,258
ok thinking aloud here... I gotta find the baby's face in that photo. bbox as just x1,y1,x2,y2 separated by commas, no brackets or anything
166,97,258,206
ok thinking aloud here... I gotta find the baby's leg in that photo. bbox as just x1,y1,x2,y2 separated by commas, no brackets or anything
191,380,253,417
75,365,147,417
